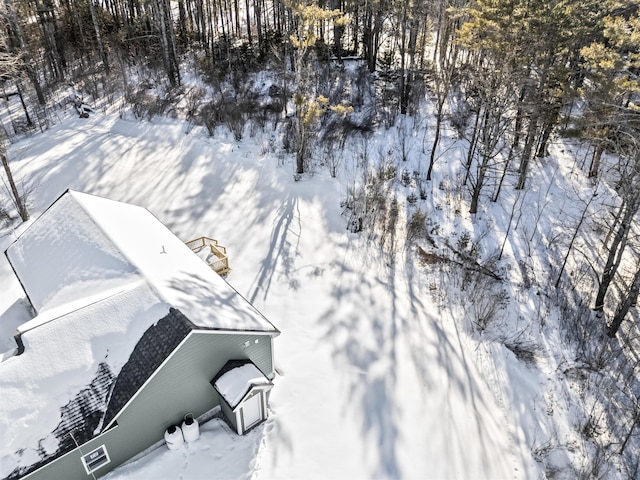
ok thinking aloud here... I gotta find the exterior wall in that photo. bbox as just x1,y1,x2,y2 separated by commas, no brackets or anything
220,386,272,435
21,425,124,480
219,398,238,434
23,332,274,480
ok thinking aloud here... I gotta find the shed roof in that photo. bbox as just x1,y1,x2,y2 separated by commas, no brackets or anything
212,361,272,409
0,190,278,478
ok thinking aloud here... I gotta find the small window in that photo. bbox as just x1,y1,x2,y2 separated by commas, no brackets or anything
81,444,111,475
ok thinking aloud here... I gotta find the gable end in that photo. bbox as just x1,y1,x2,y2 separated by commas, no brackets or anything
101,308,195,429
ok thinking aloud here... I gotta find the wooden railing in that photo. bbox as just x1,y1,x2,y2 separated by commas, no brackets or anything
185,236,230,275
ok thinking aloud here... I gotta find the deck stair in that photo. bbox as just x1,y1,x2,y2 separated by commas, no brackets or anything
185,236,230,276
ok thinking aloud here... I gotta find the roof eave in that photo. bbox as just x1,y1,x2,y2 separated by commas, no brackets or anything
229,383,274,412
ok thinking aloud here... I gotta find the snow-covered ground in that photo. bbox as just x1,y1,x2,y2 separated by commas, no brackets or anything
0,109,580,479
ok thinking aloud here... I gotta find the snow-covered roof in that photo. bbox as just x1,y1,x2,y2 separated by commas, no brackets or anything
6,190,278,334
0,282,170,477
6,192,138,315
0,190,278,477
213,361,271,409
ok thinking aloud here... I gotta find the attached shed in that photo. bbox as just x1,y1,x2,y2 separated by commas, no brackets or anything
0,190,280,480
212,360,274,435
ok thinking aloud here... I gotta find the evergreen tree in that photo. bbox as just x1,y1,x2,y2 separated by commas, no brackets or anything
288,1,347,174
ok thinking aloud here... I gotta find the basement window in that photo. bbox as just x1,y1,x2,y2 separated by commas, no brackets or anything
81,444,111,475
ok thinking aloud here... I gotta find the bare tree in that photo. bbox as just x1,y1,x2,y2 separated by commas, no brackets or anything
593,143,640,312
0,46,28,221
88,0,110,74
608,264,640,337
555,185,598,288
466,62,515,214
424,40,456,181
3,0,45,104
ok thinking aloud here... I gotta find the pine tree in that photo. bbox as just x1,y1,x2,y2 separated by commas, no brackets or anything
288,1,348,174
580,13,640,177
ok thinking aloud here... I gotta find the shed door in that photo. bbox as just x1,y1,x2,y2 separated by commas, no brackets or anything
243,393,262,430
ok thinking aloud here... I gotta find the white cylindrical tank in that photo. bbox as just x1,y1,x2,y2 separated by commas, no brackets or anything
182,414,200,442
164,425,184,450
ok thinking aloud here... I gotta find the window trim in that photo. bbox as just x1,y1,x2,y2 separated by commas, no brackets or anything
80,444,111,475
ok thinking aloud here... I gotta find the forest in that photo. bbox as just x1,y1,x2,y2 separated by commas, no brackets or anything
1,0,640,477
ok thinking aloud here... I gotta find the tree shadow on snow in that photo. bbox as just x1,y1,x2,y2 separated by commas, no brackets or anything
248,193,301,304
316,247,519,479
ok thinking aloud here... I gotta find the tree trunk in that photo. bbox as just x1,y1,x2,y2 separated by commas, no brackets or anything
164,0,181,84
35,0,65,80
4,0,46,104
535,104,560,158
470,154,489,214
233,0,241,36
399,3,408,115
254,0,263,51
492,142,514,202
89,0,111,74
510,86,528,151
469,109,493,214
71,0,88,55
1,153,28,222
426,100,444,181
363,4,373,70
245,0,252,45
607,266,640,337
177,0,187,45
463,107,482,186
363,3,383,73
332,0,343,60
589,141,604,178
516,111,539,190
16,82,32,127
555,188,596,287
594,198,638,310
494,95,525,202
499,191,521,260
516,53,553,190
295,99,305,174
154,0,180,86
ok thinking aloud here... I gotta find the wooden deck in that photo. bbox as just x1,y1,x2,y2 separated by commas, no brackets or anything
185,236,230,276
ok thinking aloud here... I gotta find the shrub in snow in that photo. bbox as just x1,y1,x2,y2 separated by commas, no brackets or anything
401,168,411,187
406,209,426,243
0,205,11,225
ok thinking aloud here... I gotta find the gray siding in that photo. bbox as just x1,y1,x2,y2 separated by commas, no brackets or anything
24,332,274,480
21,425,126,480
219,398,237,433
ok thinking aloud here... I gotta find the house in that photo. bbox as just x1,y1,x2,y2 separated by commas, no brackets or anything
0,190,279,480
